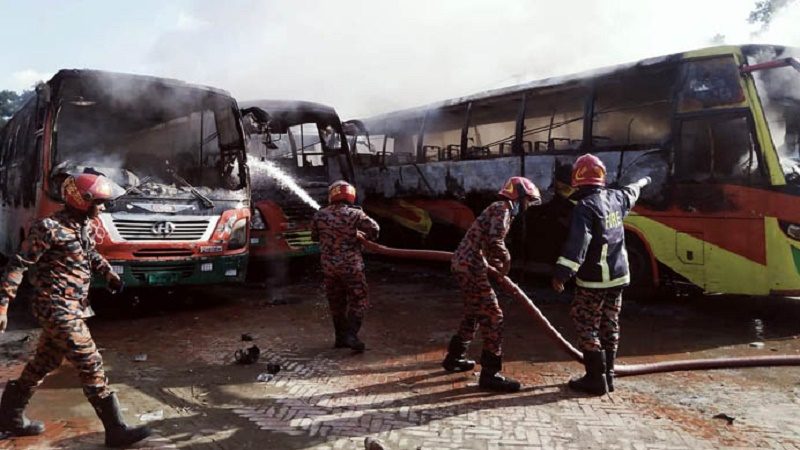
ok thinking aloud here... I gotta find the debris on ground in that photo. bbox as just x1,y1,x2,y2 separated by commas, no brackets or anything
241,333,254,341
713,413,736,425
132,353,148,362
235,345,261,364
256,373,274,382
749,342,765,349
139,409,164,422
364,436,390,450
266,363,281,374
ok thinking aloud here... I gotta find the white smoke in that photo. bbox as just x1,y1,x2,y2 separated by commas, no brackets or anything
139,0,800,119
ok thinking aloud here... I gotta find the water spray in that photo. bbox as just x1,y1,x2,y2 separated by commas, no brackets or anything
248,155,321,210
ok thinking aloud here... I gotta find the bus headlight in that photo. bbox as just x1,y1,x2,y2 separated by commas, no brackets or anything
779,221,800,240
251,208,268,230
228,218,248,250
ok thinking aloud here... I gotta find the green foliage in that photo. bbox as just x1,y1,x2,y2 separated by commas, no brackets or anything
748,0,796,30
0,89,34,128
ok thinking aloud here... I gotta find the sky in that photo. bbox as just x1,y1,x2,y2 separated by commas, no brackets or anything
1,0,799,118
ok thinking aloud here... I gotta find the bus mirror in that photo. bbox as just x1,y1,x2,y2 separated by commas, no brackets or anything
36,83,51,108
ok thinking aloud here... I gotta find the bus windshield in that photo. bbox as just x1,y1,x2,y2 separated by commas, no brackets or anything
748,48,800,178
53,78,247,201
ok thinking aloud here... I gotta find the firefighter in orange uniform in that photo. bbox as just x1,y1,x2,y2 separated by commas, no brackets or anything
0,174,151,447
443,176,541,392
311,181,380,353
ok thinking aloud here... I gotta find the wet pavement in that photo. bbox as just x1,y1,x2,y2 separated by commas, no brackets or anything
1,260,799,449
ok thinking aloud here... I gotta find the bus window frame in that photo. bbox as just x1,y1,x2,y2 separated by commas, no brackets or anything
673,108,768,186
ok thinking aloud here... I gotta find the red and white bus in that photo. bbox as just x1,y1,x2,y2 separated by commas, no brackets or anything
0,70,251,288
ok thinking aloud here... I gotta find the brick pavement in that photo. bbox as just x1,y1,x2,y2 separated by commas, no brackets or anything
0,270,798,449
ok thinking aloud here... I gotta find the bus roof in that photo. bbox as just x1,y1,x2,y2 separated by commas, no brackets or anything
239,99,341,125
355,44,792,129
48,69,234,98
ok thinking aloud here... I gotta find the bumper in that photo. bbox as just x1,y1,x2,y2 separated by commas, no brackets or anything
248,236,319,260
93,254,249,288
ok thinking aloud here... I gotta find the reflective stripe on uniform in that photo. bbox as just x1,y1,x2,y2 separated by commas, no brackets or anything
556,256,581,272
599,243,609,282
576,274,630,289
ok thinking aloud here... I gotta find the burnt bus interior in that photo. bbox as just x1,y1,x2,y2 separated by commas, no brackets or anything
241,101,354,258
348,45,798,270
51,71,248,207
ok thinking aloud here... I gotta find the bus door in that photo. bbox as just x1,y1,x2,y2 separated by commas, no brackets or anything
673,111,769,293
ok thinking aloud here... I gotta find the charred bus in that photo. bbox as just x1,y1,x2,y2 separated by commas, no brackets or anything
0,70,251,288
241,100,353,262
346,44,800,296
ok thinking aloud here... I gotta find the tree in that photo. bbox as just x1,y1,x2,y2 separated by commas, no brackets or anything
0,89,34,128
748,0,797,30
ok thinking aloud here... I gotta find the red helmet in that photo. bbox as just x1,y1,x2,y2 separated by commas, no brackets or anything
61,173,116,212
328,180,356,204
499,176,542,204
571,154,607,188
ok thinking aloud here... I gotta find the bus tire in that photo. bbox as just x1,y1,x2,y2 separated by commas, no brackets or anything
625,233,658,301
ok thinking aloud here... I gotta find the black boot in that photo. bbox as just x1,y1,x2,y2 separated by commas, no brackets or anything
89,393,152,448
478,350,520,392
442,336,475,372
605,349,616,393
344,315,366,353
333,316,347,348
0,380,45,437
568,350,608,396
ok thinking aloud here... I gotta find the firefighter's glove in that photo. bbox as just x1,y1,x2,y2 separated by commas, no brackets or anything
0,313,6,333
551,277,565,293
633,176,652,189
107,275,124,294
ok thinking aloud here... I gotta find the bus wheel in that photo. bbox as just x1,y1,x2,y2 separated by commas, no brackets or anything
625,234,658,301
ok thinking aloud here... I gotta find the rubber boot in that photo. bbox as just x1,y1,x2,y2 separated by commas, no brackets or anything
605,349,616,393
478,350,521,392
344,315,366,353
333,316,348,348
89,393,152,448
568,350,608,396
0,380,45,437
441,336,475,372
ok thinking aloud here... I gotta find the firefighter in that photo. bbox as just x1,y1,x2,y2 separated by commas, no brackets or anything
551,154,650,395
443,176,542,392
0,173,151,447
311,180,380,353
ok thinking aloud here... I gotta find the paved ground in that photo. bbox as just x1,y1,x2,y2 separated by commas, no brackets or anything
1,261,799,449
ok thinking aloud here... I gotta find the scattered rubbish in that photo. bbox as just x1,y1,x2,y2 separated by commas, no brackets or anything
712,413,735,425
256,373,274,382
132,353,148,362
17,335,31,343
234,345,261,364
364,436,390,450
139,409,164,422
241,333,254,342
266,363,281,374
749,342,765,349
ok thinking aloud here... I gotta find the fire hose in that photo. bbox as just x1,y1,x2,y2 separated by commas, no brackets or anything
359,238,800,376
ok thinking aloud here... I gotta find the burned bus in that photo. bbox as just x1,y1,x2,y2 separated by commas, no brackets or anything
241,100,353,262
0,69,251,288
346,44,800,296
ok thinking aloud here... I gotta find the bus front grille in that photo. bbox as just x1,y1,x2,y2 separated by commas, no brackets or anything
112,218,212,241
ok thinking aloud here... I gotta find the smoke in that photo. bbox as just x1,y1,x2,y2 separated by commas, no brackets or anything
135,0,800,119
